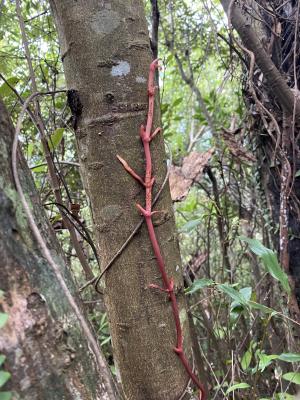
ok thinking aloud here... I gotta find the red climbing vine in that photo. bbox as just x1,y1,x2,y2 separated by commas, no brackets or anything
117,59,207,400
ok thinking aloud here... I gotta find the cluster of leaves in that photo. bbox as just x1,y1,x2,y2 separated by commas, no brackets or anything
185,238,298,398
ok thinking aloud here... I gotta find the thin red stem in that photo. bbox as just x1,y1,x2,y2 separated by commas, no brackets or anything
119,59,206,400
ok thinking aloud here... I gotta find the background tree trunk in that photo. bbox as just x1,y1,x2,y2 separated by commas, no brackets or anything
220,0,300,312
50,1,196,399
0,98,119,400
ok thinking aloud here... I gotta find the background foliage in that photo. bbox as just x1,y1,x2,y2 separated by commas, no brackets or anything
0,0,299,398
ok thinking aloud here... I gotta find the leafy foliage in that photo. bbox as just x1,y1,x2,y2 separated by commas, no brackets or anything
1,0,299,398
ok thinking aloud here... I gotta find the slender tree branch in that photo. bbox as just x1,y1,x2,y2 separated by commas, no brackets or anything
31,160,80,169
206,166,232,279
44,201,100,266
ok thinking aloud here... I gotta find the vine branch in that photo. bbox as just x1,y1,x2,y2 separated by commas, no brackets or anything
118,59,207,400
79,162,171,293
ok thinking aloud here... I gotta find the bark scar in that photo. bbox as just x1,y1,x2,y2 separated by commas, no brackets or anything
67,89,83,130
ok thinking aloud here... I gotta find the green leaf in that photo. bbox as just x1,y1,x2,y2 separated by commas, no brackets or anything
193,113,206,123
278,353,300,362
239,236,267,256
282,372,300,384
261,252,290,294
248,301,277,314
0,371,10,388
0,392,12,400
31,165,47,173
185,278,214,294
241,348,252,370
239,287,252,301
0,357,5,367
180,218,201,232
231,287,252,312
257,353,278,372
27,143,35,159
165,53,173,64
218,284,247,305
275,394,294,400
225,382,250,395
100,312,107,327
239,236,290,294
0,77,19,98
0,314,8,329
172,97,183,107
295,170,300,178
100,336,111,346
48,128,64,151
109,365,116,376
161,103,169,113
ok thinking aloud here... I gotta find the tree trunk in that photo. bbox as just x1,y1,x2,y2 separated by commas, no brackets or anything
49,1,197,399
0,98,119,400
220,0,300,313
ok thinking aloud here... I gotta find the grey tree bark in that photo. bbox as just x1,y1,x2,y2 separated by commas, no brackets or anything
0,98,119,400
49,1,197,399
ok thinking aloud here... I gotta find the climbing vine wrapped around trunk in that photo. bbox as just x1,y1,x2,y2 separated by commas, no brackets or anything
117,59,206,400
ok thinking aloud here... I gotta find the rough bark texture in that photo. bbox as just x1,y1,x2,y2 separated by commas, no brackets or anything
221,0,300,122
49,1,194,399
0,98,118,400
220,0,300,308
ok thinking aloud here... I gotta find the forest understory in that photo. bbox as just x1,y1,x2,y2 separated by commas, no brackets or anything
0,0,300,399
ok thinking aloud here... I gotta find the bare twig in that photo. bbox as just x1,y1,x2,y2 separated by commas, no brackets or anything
30,160,80,170
44,201,99,265
118,59,206,399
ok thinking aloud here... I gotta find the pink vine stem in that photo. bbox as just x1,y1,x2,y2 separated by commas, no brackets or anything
117,59,207,400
